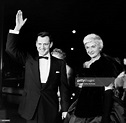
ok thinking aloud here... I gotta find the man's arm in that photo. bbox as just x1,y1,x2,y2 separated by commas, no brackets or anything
60,60,70,119
6,10,27,64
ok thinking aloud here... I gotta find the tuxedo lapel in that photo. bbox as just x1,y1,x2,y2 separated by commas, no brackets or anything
30,56,42,89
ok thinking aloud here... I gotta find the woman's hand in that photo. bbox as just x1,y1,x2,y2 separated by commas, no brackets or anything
117,71,125,78
114,71,125,88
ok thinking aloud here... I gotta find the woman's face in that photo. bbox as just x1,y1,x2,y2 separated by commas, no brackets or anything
84,41,101,58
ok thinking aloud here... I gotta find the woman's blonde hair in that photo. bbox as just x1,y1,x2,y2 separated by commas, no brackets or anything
83,33,103,50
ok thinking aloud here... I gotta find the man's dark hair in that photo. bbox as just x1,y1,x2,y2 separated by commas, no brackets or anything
37,31,52,42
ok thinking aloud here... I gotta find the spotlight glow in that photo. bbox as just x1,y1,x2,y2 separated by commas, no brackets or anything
72,30,76,34
71,47,74,50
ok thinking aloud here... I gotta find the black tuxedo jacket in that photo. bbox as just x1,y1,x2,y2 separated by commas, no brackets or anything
6,33,70,122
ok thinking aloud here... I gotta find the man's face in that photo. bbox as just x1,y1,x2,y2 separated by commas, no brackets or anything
84,41,101,58
36,36,53,56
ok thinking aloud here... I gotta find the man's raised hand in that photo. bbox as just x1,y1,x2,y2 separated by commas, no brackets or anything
14,10,27,31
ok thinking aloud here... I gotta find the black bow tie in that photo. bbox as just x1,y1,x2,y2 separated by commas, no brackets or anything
39,56,48,60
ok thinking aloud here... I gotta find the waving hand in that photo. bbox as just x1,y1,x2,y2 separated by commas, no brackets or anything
14,10,27,31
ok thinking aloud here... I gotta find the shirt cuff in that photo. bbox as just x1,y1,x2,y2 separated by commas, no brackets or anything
9,29,19,34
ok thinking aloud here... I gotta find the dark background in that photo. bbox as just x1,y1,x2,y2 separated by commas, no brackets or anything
0,0,126,123
2,0,126,73
0,1,126,121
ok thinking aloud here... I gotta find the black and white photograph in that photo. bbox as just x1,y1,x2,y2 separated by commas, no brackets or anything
0,0,126,123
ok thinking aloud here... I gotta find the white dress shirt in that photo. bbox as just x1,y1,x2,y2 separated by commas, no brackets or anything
39,53,50,83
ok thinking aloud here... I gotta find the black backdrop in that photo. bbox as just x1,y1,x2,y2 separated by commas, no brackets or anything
2,0,126,73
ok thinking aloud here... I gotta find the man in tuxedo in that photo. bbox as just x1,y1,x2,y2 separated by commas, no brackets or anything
6,10,70,123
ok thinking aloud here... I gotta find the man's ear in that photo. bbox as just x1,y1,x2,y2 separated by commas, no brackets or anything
50,42,53,48
36,40,38,47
